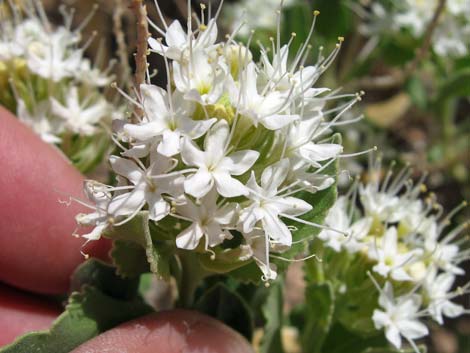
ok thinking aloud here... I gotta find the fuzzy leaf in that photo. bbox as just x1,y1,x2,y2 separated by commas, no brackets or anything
110,240,150,278
105,211,173,280
259,279,285,353
1,260,152,353
301,282,335,353
195,282,254,340
71,259,140,300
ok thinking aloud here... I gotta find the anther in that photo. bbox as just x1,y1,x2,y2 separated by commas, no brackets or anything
313,10,320,16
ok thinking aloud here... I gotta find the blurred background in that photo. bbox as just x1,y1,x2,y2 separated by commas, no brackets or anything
37,0,470,351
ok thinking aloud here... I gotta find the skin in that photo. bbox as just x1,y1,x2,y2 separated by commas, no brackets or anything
0,107,254,352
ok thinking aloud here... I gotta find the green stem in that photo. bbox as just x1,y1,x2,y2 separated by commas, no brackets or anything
176,251,208,308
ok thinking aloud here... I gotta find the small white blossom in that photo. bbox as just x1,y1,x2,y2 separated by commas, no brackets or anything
181,120,259,198
373,282,429,350
240,159,312,247
175,189,237,250
423,269,465,324
51,87,109,136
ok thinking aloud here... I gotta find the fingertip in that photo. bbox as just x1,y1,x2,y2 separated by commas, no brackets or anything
71,310,255,353
0,107,110,294
0,283,61,347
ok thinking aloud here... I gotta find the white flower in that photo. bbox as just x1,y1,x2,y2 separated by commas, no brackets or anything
244,232,278,281
360,184,404,223
230,62,299,130
423,269,464,325
148,19,218,61
369,227,421,281
286,116,343,168
173,50,226,105
16,99,61,144
259,45,319,94
175,189,237,250
423,219,465,275
108,152,183,221
75,181,113,241
240,159,312,247
51,87,109,136
373,282,429,349
26,28,83,82
181,119,259,198
123,84,214,156
318,197,372,253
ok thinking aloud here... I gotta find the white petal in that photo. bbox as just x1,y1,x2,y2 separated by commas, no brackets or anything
372,310,389,329
147,195,170,221
275,196,312,216
383,227,398,255
109,156,142,184
82,223,107,241
184,169,214,198
220,150,260,175
397,320,429,340
181,138,206,167
108,189,145,216
262,211,292,246
260,114,299,130
300,143,343,162
213,172,248,197
148,37,167,54
442,301,464,318
179,117,216,139
385,325,402,349
261,159,290,191
205,222,226,247
176,223,204,250
140,84,168,117
124,122,165,141
391,268,413,282
157,130,181,156
204,120,229,161
166,20,187,48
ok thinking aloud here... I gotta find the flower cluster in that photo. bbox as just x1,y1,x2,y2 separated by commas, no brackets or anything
0,1,115,145
222,0,295,37
317,160,469,350
358,0,470,58
76,3,361,281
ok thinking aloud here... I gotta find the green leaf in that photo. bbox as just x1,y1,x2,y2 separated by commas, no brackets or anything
71,259,140,300
260,279,285,353
199,247,251,274
229,261,264,285
111,240,150,278
105,211,174,280
194,282,254,340
301,282,335,353
1,260,152,353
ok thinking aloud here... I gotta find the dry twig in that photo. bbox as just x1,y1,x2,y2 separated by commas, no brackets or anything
354,0,447,90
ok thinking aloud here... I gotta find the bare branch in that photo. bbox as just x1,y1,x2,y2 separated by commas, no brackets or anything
353,0,447,90
130,0,149,94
